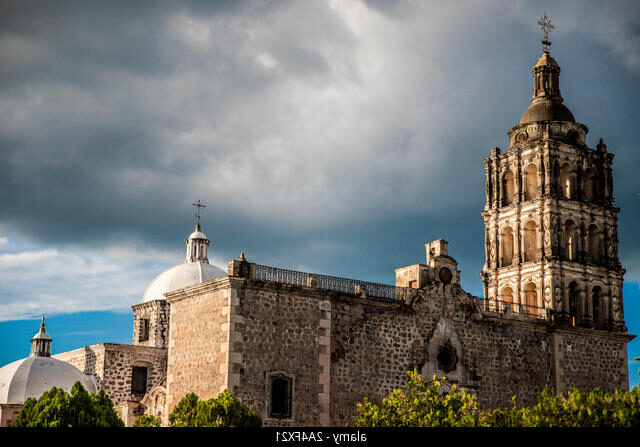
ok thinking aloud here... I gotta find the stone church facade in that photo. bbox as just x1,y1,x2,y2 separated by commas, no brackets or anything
39,38,633,427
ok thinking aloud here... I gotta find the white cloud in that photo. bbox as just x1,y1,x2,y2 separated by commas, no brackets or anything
0,237,185,322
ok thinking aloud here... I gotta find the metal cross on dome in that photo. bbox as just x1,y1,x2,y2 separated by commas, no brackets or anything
538,12,554,53
192,200,206,227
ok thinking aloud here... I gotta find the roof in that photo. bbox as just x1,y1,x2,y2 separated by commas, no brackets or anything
0,356,97,405
141,261,226,303
519,98,575,124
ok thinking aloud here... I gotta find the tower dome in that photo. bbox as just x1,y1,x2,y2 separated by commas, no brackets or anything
141,223,226,303
0,317,97,405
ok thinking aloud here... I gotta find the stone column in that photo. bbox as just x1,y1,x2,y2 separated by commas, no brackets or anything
516,159,523,203
493,156,500,208
484,162,491,206
318,300,332,426
221,289,243,394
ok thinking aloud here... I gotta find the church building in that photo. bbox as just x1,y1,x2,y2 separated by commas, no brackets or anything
0,20,633,427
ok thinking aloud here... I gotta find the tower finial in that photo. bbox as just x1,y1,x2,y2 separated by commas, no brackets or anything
192,200,206,230
537,12,554,53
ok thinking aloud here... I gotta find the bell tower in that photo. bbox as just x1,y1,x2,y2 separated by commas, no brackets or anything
480,14,626,332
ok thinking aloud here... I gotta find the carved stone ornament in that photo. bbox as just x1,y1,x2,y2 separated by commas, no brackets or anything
543,215,551,247
516,131,528,143
554,286,562,307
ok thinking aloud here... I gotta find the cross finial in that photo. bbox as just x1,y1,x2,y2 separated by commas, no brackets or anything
192,200,206,228
537,12,554,53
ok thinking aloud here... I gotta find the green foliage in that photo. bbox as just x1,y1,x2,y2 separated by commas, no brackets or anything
168,392,199,427
483,386,640,427
168,389,262,427
13,381,124,427
352,370,481,427
353,370,640,428
134,414,162,427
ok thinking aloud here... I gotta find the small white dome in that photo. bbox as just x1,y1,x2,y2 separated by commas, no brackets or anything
141,262,226,303
0,356,97,404
188,230,208,240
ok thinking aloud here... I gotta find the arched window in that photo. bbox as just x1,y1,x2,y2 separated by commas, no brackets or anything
524,164,538,200
568,282,579,326
501,287,514,314
583,168,595,202
568,130,579,144
588,224,602,265
563,220,578,261
502,287,513,304
560,163,575,199
503,171,515,206
524,283,537,316
523,221,537,262
592,286,602,329
501,227,514,266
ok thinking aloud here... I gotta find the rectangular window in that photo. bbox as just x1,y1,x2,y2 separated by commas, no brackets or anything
269,375,292,419
139,318,150,342
131,366,148,395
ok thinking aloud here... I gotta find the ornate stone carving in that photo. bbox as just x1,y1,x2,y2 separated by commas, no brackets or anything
543,214,551,248
554,286,562,310
544,286,551,306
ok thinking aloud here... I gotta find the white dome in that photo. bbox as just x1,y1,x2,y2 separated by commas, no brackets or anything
188,230,208,240
0,356,97,404
142,262,226,303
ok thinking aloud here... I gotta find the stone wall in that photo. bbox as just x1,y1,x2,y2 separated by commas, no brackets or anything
54,343,167,405
54,346,106,388
132,300,170,348
329,282,630,424
163,273,632,427
164,278,231,417
552,330,629,393
330,292,417,425
0,404,22,427
231,281,327,426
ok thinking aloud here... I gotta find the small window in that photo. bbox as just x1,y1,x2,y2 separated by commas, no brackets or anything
267,372,293,419
139,318,150,342
131,366,148,395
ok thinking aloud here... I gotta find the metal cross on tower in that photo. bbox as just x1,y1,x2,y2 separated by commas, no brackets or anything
537,12,554,53
192,200,206,227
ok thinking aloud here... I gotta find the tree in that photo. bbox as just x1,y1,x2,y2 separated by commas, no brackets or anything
168,389,262,427
134,414,162,427
352,370,481,427
352,371,640,427
483,386,640,427
13,381,124,427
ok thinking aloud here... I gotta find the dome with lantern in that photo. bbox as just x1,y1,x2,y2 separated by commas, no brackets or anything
141,217,227,304
0,317,97,405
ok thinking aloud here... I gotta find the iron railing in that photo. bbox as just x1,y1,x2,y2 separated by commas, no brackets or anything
255,264,400,300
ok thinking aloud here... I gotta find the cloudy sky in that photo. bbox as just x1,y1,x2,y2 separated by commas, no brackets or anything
1,1,639,383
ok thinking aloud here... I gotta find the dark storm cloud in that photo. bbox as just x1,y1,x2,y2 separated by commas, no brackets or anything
0,0,639,320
